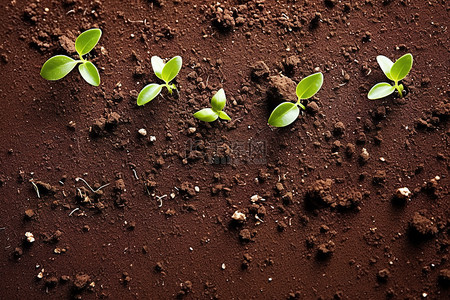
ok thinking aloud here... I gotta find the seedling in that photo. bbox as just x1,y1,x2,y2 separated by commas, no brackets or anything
194,88,231,122
137,56,182,106
368,53,413,99
40,28,102,86
268,72,323,127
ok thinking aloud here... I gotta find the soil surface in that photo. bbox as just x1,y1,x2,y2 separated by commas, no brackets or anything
0,0,449,299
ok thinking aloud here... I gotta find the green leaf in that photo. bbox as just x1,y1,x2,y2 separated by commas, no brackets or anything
40,55,78,80
161,56,182,83
75,28,102,56
78,61,100,86
390,53,413,81
218,111,231,121
296,72,323,100
268,102,300,127
368,82,395,100
211,88,226,111
194,108,219,122
137,84,162,106
376,55,394,80
151,56,165,80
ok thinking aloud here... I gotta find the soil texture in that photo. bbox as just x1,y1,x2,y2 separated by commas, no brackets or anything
0,0,449,299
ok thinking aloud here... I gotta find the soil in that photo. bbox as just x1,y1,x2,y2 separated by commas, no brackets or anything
0,0,449,299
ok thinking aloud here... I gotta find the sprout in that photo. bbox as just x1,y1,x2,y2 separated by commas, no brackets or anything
268,72,323,127
40,28,102,86
368,53,413,99
194,88,231,122
137,56,182,106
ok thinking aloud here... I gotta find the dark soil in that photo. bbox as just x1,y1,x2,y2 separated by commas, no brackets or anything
0,0,449,299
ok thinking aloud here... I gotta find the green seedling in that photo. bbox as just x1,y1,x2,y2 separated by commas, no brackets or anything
194,88,231,122
368,53,413,99
268,72,323,127
137,56,182,106
40,28,102,86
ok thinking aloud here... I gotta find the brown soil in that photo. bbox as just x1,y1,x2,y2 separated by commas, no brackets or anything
0,0,449,299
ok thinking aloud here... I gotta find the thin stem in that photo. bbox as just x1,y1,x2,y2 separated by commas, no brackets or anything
394,81,403,98
165,83,173,94
79,54,87,62
296,99,306,110
164,83,177,95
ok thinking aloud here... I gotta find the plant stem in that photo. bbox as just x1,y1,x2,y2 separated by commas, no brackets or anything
165,84,173,94
296,99,306,110
394,81,403,98
79,54,87,63
165,83,176,95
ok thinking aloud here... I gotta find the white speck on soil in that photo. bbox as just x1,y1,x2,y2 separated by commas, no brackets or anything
25,232,35,243
395,187,411,200
232,211,246,222
138,128,147,136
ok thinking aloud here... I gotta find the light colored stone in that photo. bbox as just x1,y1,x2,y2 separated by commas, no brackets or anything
395,187,411,200
25,232,35,243
232,210,246,222
138,128,147,136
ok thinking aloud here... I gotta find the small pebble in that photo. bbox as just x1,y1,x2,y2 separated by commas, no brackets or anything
232,211,246,222
25,232,35,243
395,187,411,200
138,128,147,136
37,268,44,279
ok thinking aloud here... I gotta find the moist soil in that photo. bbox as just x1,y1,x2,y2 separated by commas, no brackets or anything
0,0,449,299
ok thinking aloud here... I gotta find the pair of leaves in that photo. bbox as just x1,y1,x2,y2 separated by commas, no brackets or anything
268,72,323,127
136,56,183,106
151,56,182,84
368,53,413,100
40,29,102,86
194,89,231,122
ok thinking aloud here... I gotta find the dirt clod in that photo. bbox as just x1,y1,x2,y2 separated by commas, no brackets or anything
372,170,386,185
305,179,333,208
178,280,192,297
359,148,370,164
283,56,300,76
180,182,196,198
409,212,438,237
24,209,35,220
267,75,297,105
251,61,270,81
333,122,345,136
13,247,23,258
120,272,131,285
306,101,319,115
210,4,235,31
317,240,335,258
73,273,91,291
239,229,252,242
377,268,390,282
34,181,57,195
